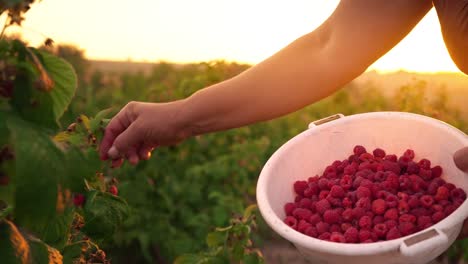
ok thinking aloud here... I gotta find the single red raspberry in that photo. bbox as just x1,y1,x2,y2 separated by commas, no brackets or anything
308,175,320,183
417,216,432,230
330,232,346,243
344,227,359,243
373,215,385,225
344,165,357,176
73,193,85,207
359,215,372,230
403,149,415,160
359,229,372,242
419,195,434,208
318,177,328,190
315,199,331,215
406,162,420,174
298,220,312,233
356,186,372,199
356,197,371,210
432,211,445,223
411,208,430,217
373,148,386,158
398,200,410,214
305,226,318,238
435,186,450,201
384,154,398,162
399,175,412,191
385,220,398,230
382,161,401,175
373,171,386,182
330,224,342,233
384,208,399,221
408,196,420,209
316,221,330,235
431,165,443,178
318,232,331,241
372,199,387,215
354,145,367,156
284,216,298,229
373,223,388,238
341,223,352,232
386,227,402,240
304,183,319,197
451,188,467,200
419,168,432,181
427,182,439,195
352,207,366,220
341,208,354,222
284,202,296,216
294,180,309,195
330,185,345,198
399,214,416,224
359,153,374,162
342,197,353,208
293,208,312,221
309,214,322,225
444,183,455,191
399,222,416,236
109,185,118,196
358,161,373,171
323,210,341,224
432,204,444,212
418,159,431,170
385,194,398,208
299,198,313,209
397,192,409,202
294,195,303,203
444,205,457,215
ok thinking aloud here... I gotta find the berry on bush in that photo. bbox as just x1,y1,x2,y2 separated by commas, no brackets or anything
73,193,85,207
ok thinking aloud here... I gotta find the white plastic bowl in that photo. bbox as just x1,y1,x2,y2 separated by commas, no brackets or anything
256,112,468,264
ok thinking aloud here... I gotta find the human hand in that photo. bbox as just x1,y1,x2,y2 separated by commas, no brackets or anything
99,100,190,167
454,147,468,239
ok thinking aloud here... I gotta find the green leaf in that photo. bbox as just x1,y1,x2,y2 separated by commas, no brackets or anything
89,108,114,133
61,242,84,264
0,205,14,220
63,148,100,192
0,220,32,264
42,208,75,250
243,253,264,264
7,116,64,237
174,254,204,264
232,244,245,261
10,49,77,128
82,190,129,240
206,231,226,248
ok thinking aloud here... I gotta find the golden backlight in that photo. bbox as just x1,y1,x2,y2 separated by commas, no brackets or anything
2,0,461,73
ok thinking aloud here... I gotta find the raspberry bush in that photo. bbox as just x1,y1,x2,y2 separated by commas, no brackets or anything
0,2,128,263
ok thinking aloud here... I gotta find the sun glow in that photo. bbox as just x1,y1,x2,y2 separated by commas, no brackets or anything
3,0,462,73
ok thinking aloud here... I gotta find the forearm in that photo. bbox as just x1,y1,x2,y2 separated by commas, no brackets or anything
179,32,363,136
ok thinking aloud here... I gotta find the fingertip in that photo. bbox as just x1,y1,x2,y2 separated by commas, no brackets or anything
108,146,120,159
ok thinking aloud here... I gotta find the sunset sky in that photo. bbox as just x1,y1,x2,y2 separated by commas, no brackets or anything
2,0,462,73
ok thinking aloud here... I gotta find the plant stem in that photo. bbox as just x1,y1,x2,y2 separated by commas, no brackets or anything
0,16,10,39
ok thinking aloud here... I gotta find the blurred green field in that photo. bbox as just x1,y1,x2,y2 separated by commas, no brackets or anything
54,45,468,264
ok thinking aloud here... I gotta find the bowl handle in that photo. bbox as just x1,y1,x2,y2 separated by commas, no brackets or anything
399,228,448,258
308,114,345,129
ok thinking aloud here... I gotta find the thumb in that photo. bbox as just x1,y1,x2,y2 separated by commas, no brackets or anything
109,123,141,159
454,146,468,172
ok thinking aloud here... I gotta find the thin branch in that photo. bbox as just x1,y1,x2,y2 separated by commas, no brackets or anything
0,16,10,39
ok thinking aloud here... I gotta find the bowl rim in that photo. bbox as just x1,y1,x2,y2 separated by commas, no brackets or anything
256,111,468,255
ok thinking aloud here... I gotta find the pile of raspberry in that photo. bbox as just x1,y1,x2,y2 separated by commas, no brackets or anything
283,145,466,243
